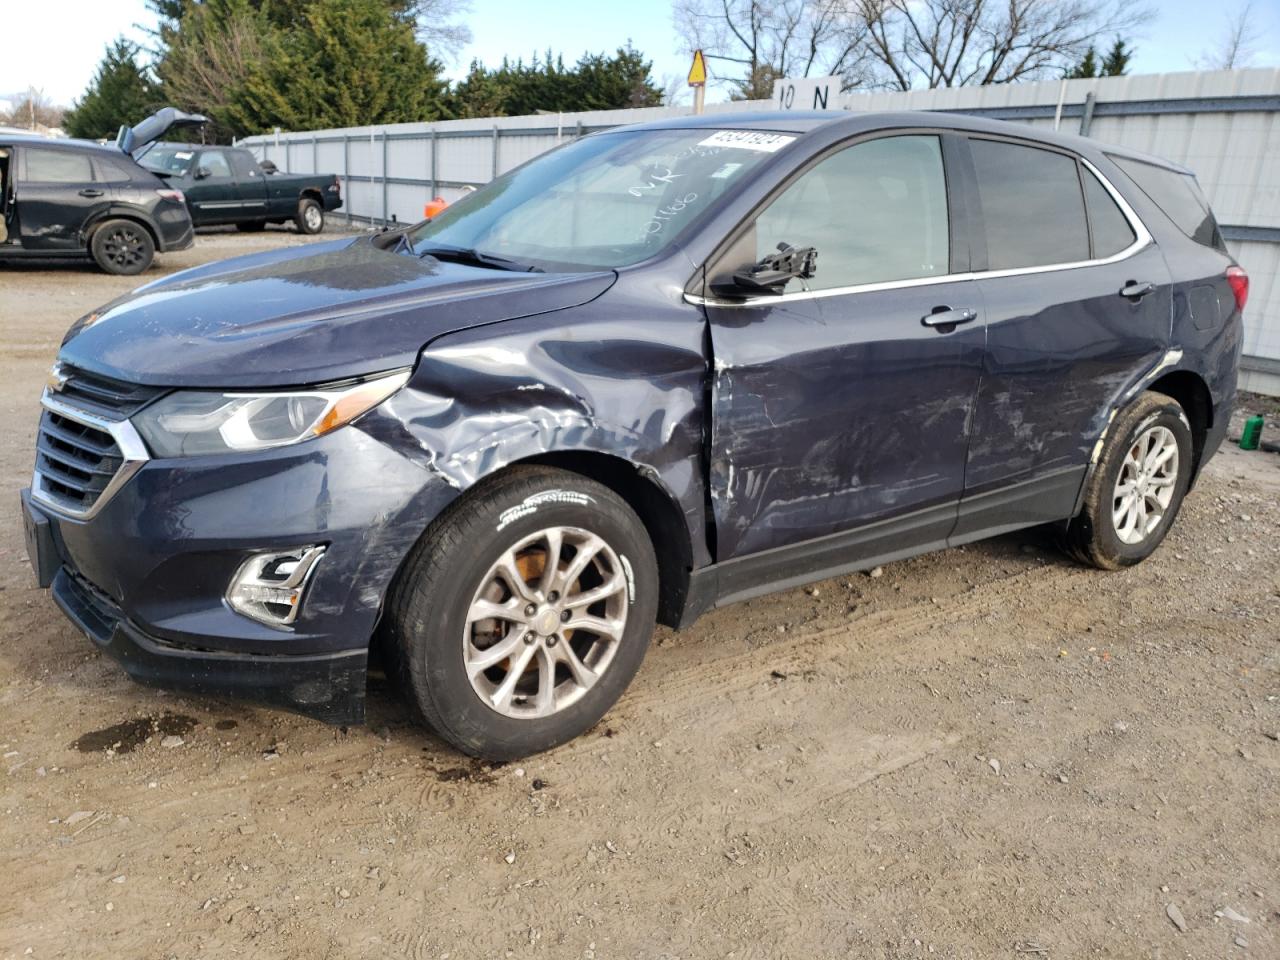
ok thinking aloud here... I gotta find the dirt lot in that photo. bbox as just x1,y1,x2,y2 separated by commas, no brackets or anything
2,232,1278,960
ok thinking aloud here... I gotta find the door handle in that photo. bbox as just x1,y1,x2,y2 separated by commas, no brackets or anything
1119,280,1156,301
78,188,104,198
921,306,977,329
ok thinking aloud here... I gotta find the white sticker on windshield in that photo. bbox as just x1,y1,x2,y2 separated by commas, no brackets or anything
698,131,796,153
710,162,744,179
175,151,193,159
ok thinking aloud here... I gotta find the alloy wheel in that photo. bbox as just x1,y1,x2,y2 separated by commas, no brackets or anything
463,526,629,719
1111,424,1179,545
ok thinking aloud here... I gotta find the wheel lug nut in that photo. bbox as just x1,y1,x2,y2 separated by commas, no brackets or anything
561,610,571,621
524,604,537,616
523,633,536,644
548,591,559,602
547,636,558,647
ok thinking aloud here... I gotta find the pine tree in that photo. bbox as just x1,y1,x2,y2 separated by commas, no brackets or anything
64,39,161,140
1065,38,1134,79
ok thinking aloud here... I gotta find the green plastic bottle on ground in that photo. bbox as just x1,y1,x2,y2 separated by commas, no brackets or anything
1239,414,1264,450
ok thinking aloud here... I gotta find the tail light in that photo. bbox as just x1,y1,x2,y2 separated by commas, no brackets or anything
1226,266,1248,312
155,188,185,203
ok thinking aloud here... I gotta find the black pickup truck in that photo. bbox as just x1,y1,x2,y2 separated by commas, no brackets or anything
136,143,343,234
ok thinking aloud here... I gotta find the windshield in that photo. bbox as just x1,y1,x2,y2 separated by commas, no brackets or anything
137,144,197,177
406,128,793,271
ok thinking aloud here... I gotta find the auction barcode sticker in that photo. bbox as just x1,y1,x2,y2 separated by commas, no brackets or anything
698,131,796,153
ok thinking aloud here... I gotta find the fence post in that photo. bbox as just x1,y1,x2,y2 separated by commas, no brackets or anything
1079,91,1097,137
382,129,389,227
491,125,500,182
312,134,317,175
429,128,437,205
343,134,351,224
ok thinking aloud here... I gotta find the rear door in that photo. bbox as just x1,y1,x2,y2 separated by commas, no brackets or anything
705,132,986,567
14,146,105,251
183,149,239,225
956,135,1172,539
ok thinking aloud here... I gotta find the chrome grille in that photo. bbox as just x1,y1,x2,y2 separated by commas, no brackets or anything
35,411,125,511
31,367,153,519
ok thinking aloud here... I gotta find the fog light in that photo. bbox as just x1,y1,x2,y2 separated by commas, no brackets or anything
227,546,326,627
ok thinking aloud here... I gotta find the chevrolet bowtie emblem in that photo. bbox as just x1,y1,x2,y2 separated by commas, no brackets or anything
47,363,70,393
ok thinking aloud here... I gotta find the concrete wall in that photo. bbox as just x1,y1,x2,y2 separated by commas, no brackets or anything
237,68,1280,394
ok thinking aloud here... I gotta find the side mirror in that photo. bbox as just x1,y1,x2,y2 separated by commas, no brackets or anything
710,243,818,298
194,166,212,180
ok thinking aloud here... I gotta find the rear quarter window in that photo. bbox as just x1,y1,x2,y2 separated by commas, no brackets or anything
1109,155,1224,251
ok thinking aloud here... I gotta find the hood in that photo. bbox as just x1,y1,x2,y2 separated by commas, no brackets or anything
116,107,208,155
59,237,617,388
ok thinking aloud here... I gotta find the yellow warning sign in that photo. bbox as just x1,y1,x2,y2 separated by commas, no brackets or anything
688,49,707,86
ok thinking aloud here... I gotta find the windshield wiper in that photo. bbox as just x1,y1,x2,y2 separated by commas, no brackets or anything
417,245,543,273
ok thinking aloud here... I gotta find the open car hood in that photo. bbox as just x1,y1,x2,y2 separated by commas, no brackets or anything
117,107,208,155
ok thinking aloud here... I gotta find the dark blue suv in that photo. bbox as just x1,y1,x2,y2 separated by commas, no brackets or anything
21,112,1245,759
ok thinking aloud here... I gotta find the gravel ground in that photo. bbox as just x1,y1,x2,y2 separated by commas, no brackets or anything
1,232,1278,959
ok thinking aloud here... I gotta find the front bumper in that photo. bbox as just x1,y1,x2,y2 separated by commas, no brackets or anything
24,404,459,723
51,566,367,724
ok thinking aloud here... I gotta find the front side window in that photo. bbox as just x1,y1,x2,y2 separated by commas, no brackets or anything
970,139,1089,270
200,150,234,179
407,128,783,271
23,148,93,184
753,134,950,290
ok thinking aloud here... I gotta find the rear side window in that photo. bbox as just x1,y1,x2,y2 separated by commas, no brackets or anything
1109,156,1223,250
22,148,94,184
1082,168,1136,258
969,139,1089,270
754,134,950,290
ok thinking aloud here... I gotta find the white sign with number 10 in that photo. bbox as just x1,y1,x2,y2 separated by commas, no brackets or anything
772,76,841,111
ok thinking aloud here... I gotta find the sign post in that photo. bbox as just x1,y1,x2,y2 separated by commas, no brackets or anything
688,49,707,115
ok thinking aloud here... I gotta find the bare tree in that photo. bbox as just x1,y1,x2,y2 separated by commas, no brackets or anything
851,0,1146,90
1196,0,1262,70
672,0,876,99
0,87,65,130
404,0,474,63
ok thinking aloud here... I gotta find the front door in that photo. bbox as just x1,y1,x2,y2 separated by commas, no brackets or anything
230,149,269,221
184,148,240,225
705,133,986,572
956,136,1173,538
15,146,104,251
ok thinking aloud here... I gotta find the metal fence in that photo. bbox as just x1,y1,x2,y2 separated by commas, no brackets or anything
237,68,1280,396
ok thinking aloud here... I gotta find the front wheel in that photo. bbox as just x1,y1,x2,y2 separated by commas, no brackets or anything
90,219,155,275
1062,391,1194,569
387,466,659,760
294,198,324,234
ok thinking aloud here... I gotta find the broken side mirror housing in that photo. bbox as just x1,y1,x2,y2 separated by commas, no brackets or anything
710,243,818,299
194,166,212,180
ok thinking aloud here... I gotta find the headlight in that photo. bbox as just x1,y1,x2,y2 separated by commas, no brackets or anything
134,370,410,457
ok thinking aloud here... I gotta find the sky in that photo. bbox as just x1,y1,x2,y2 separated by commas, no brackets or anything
3,0,1278,108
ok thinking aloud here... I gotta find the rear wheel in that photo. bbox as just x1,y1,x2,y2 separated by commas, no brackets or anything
1062,391,1193,569
90,219,154,275
387,466,658,760
295,198,324,234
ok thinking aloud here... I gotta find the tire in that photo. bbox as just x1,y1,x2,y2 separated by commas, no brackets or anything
1061,391,1194,569
236,220,267,232
295,198,324,234
386,466,659,760
90,219,155,275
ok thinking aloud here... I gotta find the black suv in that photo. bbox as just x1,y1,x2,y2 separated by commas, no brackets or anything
0,109,203,274
22,112,1244,759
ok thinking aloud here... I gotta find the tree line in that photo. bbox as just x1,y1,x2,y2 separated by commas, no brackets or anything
58,0,1265,142
63,0,661,141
